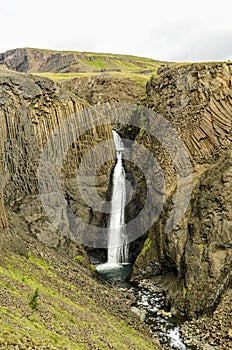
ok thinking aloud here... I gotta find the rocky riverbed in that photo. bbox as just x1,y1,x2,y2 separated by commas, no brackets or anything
126,279,232,350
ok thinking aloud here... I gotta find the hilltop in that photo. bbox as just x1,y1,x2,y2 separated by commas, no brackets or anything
0,47,164,80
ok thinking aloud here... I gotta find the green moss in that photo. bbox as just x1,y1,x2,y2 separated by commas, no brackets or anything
140,93,148,102
74,255,84,263
136,236,152,265
0,307,89,349
196,244,206,256
28,252,56,277
142,236,152,254
0,280,22,297
90,263,97,271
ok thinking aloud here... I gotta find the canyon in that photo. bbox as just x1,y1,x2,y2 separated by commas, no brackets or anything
0,48,231,349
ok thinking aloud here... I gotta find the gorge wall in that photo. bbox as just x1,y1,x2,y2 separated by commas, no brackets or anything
0,69,115,259
132,62,232,318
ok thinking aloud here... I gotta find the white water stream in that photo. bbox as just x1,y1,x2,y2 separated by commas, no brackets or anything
96,131,188,350
107,130,128,265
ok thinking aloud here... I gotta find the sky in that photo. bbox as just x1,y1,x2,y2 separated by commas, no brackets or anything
1,0,232,62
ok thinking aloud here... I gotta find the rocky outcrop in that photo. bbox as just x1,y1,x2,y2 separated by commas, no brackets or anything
0,70,114,255
184,154,232,317
0,48,89,73
59,74,146,105
132,63,232,319
146,63,232,166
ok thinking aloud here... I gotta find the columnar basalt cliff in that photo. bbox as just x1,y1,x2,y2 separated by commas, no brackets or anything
132,63,232,321
0,69,114,254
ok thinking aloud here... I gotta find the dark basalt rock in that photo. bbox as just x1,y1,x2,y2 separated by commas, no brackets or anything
131,63,232,319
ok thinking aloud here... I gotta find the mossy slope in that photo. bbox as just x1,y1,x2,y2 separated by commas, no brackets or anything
0,231,159,350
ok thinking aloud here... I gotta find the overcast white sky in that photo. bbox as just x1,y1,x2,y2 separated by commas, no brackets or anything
1,0,232,62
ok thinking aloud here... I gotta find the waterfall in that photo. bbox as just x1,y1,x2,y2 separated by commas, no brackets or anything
107,130,128,265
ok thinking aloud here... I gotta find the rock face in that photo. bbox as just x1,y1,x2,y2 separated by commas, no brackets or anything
132,63,232,319
146,63,232,166
59,74,145,105
0,48,90,73
184,155,232,317
0,70,114,255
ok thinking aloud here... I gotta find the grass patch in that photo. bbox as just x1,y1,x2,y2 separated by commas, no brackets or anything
31,72,99,81
78,57,113,70
28,252,55,276
32,71,151,87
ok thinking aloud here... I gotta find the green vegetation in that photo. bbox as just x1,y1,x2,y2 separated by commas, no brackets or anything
28,47,163,67
32,71,151,87
135,235,152,266
142,236,152,254
74,255,84,263
27,47,164,86
32,72,99,81
78,57,113,70
29,288,39,311
0,250,157,349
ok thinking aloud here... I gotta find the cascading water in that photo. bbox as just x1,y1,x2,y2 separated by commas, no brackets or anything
95,131,188,349
107,130,128,265
96,130,130,282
